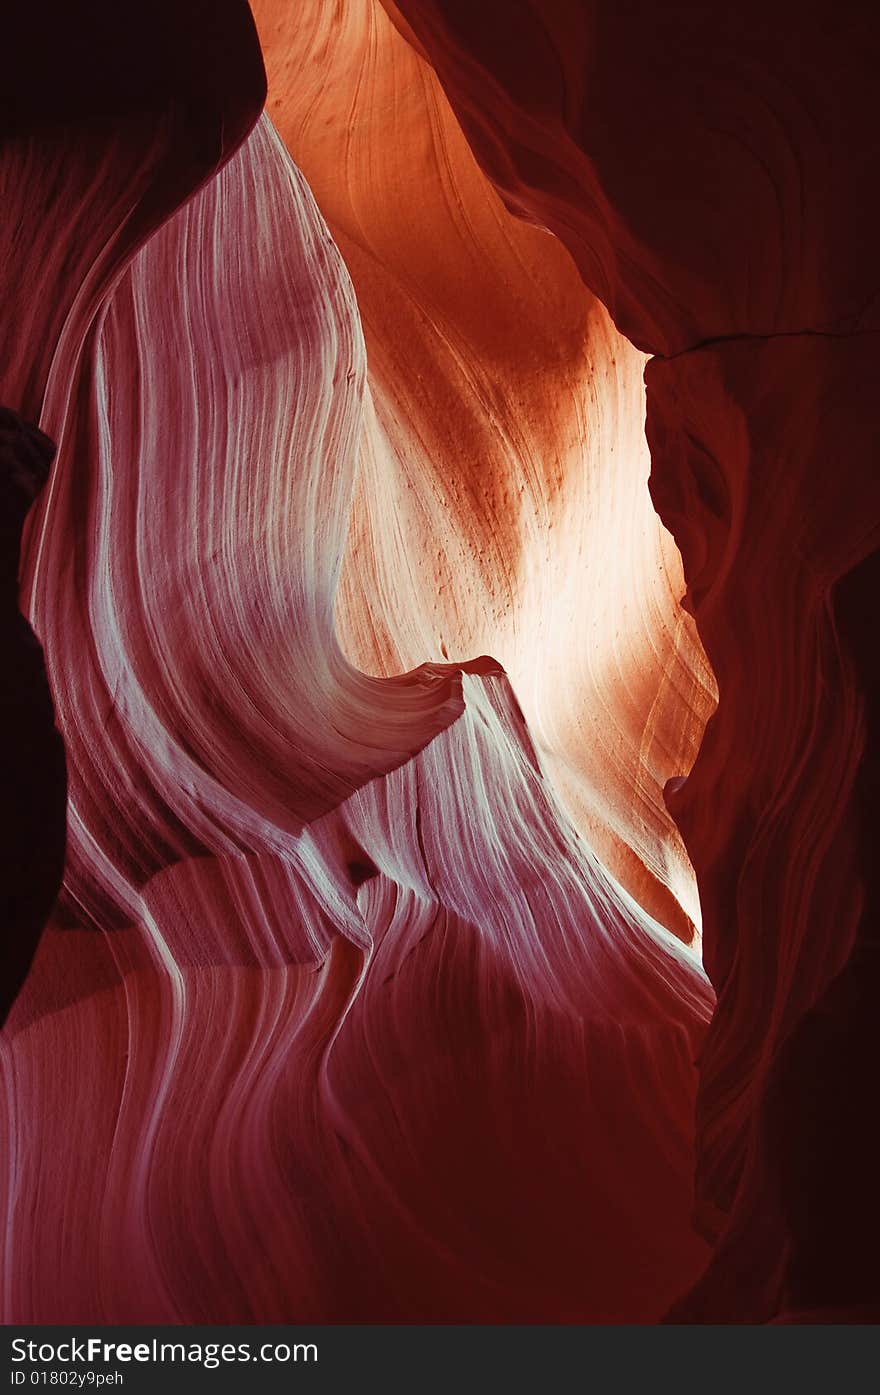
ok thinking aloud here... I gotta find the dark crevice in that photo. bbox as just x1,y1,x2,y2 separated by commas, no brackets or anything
654,324,880,364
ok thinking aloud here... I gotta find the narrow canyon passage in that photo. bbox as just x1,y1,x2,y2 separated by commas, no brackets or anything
1,0,877,1325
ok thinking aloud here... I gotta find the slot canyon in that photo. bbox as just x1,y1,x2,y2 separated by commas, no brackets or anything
1,0,877,1323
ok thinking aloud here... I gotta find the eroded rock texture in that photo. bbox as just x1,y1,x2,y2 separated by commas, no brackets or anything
2,0,877,1325
252,0,714,940
387,0,880,1321
0,2,713,1321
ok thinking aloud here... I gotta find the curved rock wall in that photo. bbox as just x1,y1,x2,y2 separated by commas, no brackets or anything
2,0,876,1324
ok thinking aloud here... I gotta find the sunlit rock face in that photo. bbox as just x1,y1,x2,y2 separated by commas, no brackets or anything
387,0,880,1321
0,1,714,1322
3,0,875,1326
252,0,714,941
